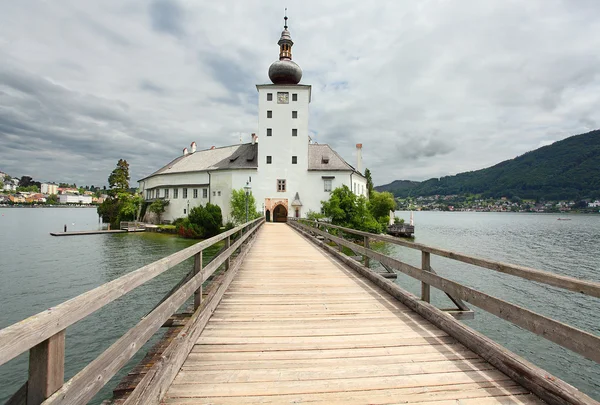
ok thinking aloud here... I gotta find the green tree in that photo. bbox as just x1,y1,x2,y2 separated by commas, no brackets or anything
368,191,396,227
321,186,382,234
364,168,374,198
97,159,140,228
17,185,40,193
108,159,130,196
46,194,58,205
229,188,260,224
148,199,170,223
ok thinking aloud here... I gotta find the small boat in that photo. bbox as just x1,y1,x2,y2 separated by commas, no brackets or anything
557,218,572,221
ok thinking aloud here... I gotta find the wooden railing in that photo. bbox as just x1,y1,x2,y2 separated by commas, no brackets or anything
0,217,264,405
289,219,600,363
289,219,600,405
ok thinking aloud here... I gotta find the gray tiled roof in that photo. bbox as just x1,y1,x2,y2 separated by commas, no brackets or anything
308,144,359,173
141,143,257,180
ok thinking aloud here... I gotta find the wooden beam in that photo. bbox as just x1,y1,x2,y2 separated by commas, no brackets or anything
0,218,264,367
299,220,600,298
27,330,65,405
291,221,600,364
42,221,262,405
290,222,599,405
123,225,259,405
421,251,431,303
363,236,369,268
193,251,202,310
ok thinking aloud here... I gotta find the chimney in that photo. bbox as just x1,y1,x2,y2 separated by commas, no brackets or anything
356,143,363,173
190,141,197,153
183,147,189,156
251,133,257,145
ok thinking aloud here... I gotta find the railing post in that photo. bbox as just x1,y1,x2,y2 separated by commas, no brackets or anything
27,330,65,405
421,251,431,303
364,236,370,268
193,251,203,310
225,235,231,271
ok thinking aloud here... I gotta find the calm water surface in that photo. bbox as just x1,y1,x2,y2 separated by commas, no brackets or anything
0,208,204,404
384,211,600,400
0,209,598,402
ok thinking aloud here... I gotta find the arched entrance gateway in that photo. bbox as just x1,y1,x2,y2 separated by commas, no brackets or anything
273,204,288,222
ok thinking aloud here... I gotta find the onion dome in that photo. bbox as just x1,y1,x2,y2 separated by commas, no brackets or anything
268,13,302,85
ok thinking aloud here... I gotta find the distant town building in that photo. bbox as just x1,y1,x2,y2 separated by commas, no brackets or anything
3,179,18,192
41,183,58,195
58,187,79,195
59,195,92,204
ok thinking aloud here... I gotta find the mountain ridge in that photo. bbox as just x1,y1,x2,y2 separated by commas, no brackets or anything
375,129,600,200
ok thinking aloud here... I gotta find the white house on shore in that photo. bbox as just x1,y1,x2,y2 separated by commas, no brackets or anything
139,18,367,223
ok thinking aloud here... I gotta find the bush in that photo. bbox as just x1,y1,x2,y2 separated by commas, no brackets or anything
306,210,326,221
178,203,223,239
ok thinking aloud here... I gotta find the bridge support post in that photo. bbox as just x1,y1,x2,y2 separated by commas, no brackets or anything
364,236,370,268
27,330,65,405
421,251,431,303
225,236,231,270
194,251,203,310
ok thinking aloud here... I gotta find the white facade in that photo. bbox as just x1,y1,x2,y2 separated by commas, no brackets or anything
41,183,58,195
59,194,92,204
138,22,367,224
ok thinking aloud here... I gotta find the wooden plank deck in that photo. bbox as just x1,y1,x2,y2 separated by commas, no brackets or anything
162,223,543,405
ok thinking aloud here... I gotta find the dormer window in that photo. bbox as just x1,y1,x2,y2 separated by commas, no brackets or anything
322,156,330,164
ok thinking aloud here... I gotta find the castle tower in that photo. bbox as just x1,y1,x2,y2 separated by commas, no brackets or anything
255,13,312,220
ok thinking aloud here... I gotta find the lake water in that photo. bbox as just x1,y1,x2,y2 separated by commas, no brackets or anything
0,208,598,402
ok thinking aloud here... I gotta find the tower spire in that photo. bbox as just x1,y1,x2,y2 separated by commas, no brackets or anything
268,11,302,84
278,9,293,61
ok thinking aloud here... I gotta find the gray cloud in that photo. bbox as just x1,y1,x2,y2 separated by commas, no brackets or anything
139,79,168,95
1,0,600,187
149,0,186,38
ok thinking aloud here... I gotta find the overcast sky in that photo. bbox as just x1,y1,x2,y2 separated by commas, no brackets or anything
1,0,599,187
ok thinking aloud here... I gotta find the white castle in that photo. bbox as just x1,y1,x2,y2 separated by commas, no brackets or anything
139,17,367,223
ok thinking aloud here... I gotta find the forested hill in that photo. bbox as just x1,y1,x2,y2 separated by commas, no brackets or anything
375,129,600,200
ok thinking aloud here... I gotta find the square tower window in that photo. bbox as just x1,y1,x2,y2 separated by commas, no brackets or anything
292,93,298,101
292,128,297,137
266,156,272,164
267,93,273,101
277,179,286,192
267,128,272,137
277,92,289,104
292,156,297,164
292,111,297,119
267,110,272,118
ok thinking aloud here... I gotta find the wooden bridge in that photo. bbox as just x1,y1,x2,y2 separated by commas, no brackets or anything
1,219,599,405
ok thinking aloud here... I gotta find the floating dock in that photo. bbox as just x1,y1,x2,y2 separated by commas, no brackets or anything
49,229,145,236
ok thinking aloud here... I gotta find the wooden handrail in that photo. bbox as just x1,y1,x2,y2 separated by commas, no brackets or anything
293,219,600,298
289,219,600,364
0,217,263,405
